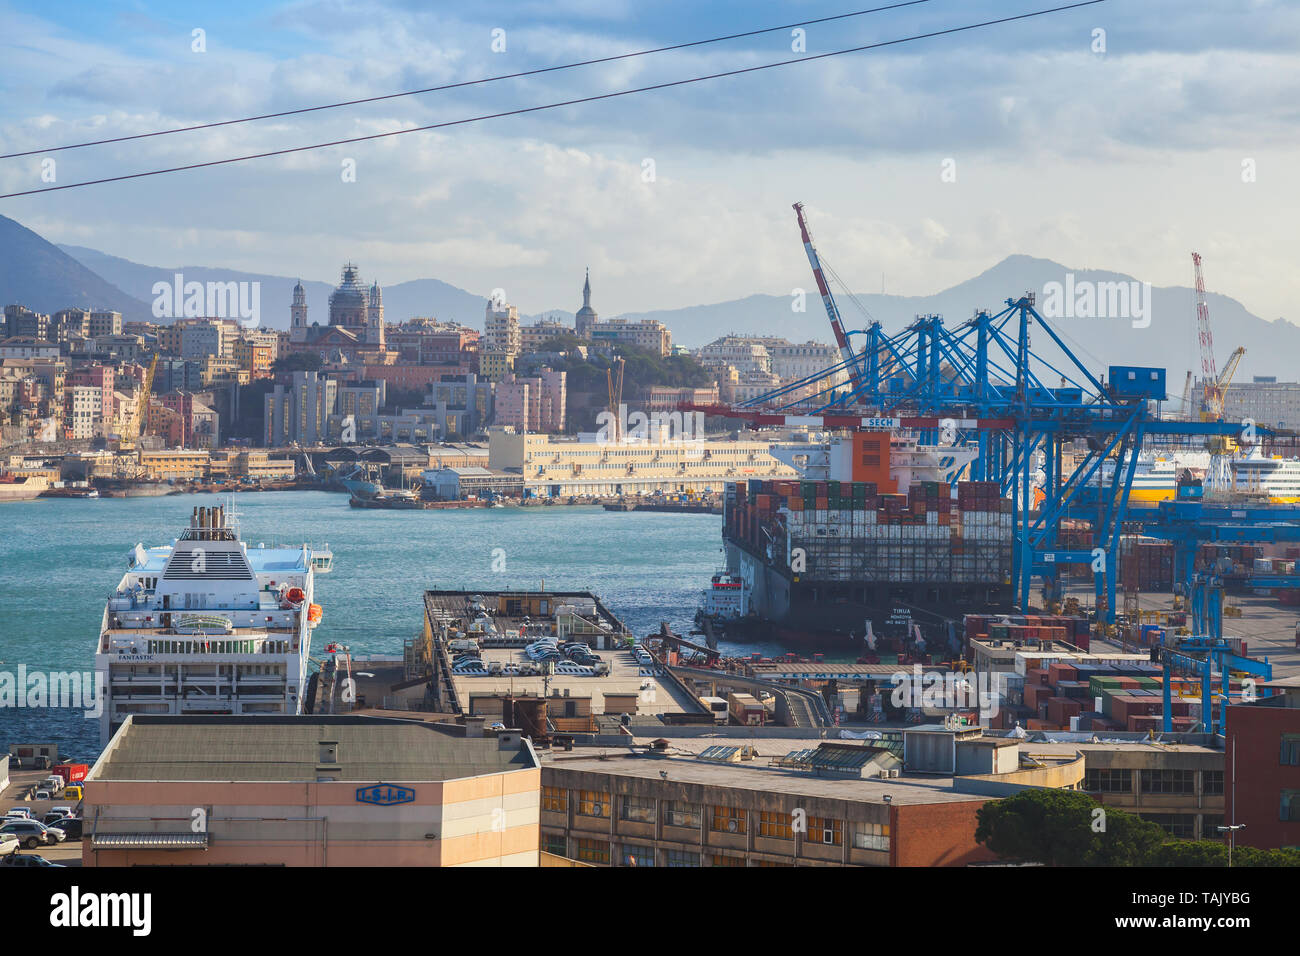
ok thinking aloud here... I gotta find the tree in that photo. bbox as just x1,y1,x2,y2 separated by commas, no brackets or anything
976,789,1164,866
272,352,321,375
976,789,1097,866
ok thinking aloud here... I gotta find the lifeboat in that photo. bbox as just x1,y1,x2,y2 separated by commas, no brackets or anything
307,603,323,627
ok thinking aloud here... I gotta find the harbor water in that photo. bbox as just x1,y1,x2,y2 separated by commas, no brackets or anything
0,490,794,759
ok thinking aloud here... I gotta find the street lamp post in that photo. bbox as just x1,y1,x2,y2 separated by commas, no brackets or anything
1217,824,1246,867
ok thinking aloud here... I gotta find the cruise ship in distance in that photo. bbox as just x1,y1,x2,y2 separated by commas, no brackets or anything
1230,449,1300,503
94,505,332,746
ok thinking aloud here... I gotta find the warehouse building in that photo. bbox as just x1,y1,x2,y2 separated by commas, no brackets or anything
82,715,540,867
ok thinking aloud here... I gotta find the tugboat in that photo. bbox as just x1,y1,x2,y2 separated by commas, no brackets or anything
694,571,751,633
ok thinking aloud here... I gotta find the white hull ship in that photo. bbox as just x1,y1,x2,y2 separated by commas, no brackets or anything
1230,449,1300,503
1091,451,1211,504
94,505,332,746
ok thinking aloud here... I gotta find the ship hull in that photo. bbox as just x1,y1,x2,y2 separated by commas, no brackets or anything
725,540,1011,649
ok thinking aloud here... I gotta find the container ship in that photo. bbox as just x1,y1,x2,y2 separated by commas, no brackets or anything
715,430,1013,648
93,505,332,746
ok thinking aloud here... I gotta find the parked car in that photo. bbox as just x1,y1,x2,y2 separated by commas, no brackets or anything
49,817,82,840
0,820,63,850
0,833,18,854
42,812,70,827
452,660,488,676
1,852,64,867
552,662,595,676
5,808,31,820
33,790,52,800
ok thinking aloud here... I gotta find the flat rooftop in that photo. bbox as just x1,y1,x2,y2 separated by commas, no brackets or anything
90,715,535,783
462,644,700,716
425,589,702,717
543,752,984,806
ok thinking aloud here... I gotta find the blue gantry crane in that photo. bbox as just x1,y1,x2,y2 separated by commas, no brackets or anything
686,205,1267,623
1155,634,1273,733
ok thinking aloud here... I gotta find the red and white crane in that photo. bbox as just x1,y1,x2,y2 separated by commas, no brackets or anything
1191,251,1218,419
793,202,863,392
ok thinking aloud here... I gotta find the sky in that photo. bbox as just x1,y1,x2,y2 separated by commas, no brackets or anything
0,0,1297,323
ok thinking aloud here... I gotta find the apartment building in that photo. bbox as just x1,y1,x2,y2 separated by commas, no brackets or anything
264,371,338,447
88,310,123,338
484,300,522,357
1224,376,1300,430
590,317,673,357
494,370,567,433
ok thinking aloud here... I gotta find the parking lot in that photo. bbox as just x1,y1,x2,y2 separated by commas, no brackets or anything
448,642,700,717
2,766,84,867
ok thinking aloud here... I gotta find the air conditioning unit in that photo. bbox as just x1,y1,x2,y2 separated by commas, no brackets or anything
878,769,890,779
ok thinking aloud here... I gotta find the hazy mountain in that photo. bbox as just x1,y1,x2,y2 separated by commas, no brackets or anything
0,215,149,320
3,214,1286,386
617,254,1296,384
57,245,490,329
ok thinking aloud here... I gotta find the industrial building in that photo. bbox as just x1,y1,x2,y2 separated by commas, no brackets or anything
487,428,796,497
82,715,541,867
1225,677,1300,850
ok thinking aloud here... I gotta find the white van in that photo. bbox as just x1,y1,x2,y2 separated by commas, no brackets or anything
448,638,480,654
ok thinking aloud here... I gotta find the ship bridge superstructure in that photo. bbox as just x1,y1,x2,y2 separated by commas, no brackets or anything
94,506,329,747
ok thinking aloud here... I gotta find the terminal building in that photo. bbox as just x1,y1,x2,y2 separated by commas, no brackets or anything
487,428,796,497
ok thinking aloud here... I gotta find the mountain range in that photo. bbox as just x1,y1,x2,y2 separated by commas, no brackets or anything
0,213,1293,384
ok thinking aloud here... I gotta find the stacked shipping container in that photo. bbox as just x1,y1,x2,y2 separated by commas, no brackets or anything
724,478,1012,586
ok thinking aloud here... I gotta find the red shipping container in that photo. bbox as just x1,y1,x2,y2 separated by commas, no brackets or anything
1048,662,1079,686
53,763,89,783
1046,697,1083,726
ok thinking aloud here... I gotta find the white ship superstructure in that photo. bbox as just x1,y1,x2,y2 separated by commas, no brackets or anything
768,431,979,485
1230,448,1300,503
94,505,332,745
1093,450,1211,503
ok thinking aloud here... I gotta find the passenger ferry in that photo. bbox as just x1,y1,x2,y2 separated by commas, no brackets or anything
1092,451,1210,504
93,504,332,746
1231,450,1300,503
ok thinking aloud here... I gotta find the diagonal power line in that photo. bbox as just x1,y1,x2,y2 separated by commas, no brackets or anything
0,1,1107,200
1,1,939,159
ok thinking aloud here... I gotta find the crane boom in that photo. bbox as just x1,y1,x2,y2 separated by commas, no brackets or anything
793,202,862,393
1191,251,1218,419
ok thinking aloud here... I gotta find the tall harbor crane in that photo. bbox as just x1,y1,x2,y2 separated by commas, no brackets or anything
605,356,625,440
793,202,868,395
1191,253,1246,490
1192,251,1217,413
